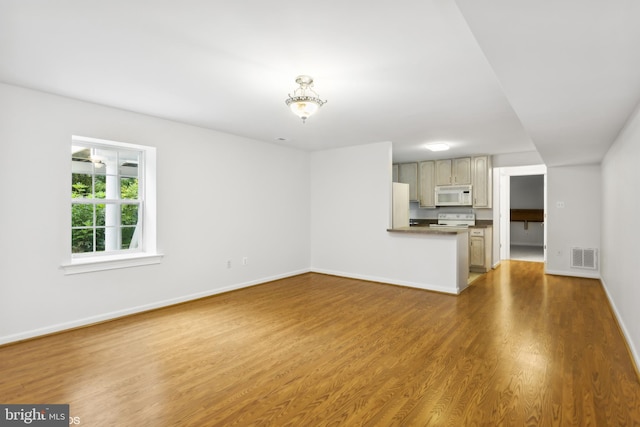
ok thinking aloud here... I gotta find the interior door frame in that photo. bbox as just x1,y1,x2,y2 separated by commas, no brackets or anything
497,165,547,262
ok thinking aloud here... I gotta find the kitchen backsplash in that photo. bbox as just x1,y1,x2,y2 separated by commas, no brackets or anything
409,202,494,221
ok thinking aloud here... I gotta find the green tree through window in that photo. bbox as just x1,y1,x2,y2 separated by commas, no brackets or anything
71,145,141,255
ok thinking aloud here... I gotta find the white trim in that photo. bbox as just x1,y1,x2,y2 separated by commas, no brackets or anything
70,135,158,267
61,253,164,275
600,278,640,375
72,134,152,151
498,164,548,263
311,268,460,294
0,268,310,345
544,268,601,279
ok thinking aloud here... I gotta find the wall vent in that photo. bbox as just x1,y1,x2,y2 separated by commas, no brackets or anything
571,247,598,269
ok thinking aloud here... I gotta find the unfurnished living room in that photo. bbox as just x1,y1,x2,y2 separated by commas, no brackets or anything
1,1,640,426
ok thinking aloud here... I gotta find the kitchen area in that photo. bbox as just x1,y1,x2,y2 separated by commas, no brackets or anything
387,155,494,293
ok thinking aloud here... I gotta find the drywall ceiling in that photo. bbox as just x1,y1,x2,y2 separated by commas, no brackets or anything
456,0,640,167
1,1,638,166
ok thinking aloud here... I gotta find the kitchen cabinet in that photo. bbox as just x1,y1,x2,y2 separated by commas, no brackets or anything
418,160,436,208
396,155,491,207
469,226,492,273
435,160,450,185
472,155,492,208
397,162,419,201
435,157,471,186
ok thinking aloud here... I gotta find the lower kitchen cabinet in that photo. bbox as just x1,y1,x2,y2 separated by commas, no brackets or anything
469,226,492,273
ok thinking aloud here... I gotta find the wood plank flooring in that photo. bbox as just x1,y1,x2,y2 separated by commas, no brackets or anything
1,261,639,426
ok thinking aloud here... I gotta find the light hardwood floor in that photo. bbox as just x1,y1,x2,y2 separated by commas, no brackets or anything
2,261,639,426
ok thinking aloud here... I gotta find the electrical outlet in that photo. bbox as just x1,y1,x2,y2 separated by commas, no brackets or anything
226,259,232,269
242,257,248,266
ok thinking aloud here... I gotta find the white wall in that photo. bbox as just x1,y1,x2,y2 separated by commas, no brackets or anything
492,150,543,168
510,222,544,246
310,142,468,294
510,175,544,209
601,101,640,370
545,164,601,278
0,83,311,344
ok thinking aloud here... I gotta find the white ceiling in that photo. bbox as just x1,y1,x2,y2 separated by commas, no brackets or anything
1,0,638,166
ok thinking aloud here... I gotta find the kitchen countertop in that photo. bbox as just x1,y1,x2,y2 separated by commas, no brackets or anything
407,219,493,229
388,221,493,234
387,226,470,235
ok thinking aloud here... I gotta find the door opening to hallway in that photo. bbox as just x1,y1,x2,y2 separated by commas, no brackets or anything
510,174,544,262
498,165,547,264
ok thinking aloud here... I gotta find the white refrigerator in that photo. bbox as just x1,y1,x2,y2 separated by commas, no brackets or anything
392,182,410,228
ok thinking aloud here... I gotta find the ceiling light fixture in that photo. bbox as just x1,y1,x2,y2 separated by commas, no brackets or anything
285,75,326,123
90,149,106,168
425,143,450,152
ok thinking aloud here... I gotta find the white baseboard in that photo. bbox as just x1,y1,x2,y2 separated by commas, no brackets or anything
0,268,310,346
600,277,640,375
544,268,600,279
311,268,459,295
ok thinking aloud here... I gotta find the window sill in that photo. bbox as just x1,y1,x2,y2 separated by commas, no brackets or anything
61,253,164,275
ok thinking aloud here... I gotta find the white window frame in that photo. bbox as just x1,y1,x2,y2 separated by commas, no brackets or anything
62,136,162,274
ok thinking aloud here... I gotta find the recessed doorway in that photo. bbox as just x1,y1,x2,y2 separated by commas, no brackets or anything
498,165,547,264
510,174,544,262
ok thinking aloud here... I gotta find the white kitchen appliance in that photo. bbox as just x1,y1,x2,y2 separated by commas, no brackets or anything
435,185,472,206
392,182,410,228
429,213,476,228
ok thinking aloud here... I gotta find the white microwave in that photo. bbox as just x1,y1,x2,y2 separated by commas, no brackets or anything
435,185,473,206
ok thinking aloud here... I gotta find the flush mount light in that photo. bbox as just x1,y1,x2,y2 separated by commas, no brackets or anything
425,143,450,152
90,148,106,167
285,75,326,123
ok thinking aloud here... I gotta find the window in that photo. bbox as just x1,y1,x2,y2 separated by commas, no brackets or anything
63,136,161,274
71,145,141,254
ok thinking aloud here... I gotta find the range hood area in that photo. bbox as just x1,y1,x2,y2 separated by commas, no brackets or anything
435,185,472,206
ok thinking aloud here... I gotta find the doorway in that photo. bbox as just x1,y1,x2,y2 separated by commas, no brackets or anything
498,165,547,263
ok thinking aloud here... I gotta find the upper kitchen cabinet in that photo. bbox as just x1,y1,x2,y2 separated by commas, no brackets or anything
435,157,471,186
472,155,492,208
418,160,436,208
395,156,490,207
397,162,419,201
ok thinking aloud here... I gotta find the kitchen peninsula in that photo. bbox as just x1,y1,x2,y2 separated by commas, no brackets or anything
386,226,470,294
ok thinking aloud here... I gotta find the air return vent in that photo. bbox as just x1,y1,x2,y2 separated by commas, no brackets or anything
571,247,598,269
